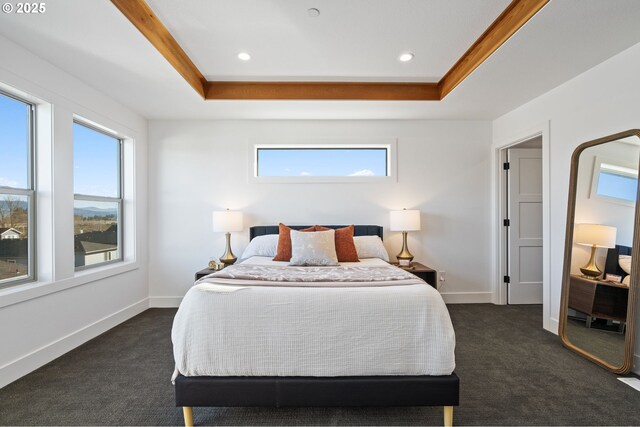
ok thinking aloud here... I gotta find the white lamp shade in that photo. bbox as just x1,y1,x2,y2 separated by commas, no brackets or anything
390,209,421,232
212,210,243,232
574,223,617,248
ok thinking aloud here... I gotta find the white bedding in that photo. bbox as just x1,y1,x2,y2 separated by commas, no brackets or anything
172,256,455,379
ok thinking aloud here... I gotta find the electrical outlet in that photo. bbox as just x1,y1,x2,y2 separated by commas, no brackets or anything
439,271,446,289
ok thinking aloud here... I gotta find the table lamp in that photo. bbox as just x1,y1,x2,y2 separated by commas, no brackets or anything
390,209,421,266
574,223,617,279
212,209,243,265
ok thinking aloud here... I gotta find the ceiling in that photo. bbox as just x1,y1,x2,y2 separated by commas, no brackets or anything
0,0,639,120
146,0,509,82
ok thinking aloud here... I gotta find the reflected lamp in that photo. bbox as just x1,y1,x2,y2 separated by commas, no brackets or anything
574,223,617,279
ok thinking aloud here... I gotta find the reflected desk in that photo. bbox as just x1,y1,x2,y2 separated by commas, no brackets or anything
569,275,628,329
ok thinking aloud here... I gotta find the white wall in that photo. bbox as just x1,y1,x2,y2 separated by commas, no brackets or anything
148,120,493,306
493,41,640,372
0,35,148,388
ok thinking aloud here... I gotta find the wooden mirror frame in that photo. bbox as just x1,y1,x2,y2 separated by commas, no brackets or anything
559,129,640,374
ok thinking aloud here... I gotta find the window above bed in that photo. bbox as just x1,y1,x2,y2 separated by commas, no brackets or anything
250,140,396,183
590,157,638,206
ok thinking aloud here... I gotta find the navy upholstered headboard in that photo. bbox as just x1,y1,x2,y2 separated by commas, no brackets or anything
250,225,383,241
604,245,632,277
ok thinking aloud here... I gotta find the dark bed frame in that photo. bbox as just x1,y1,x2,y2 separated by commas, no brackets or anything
175,225,459,426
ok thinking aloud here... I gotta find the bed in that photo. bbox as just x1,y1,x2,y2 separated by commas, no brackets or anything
172,225,459,426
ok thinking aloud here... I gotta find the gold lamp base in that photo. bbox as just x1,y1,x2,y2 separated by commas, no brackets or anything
396,231,414,266
580,244,602,279
220,232,237,266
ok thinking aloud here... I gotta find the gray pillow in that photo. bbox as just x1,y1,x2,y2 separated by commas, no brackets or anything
289,229,339,266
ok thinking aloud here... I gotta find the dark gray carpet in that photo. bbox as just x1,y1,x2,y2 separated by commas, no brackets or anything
1,305,639,426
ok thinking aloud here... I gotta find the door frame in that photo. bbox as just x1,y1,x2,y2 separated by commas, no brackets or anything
491,121,553,332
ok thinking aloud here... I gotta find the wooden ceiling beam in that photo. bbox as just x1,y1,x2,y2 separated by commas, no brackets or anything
111,0,207,98
438,0,550,99
112,0,549,101
206,81,440,101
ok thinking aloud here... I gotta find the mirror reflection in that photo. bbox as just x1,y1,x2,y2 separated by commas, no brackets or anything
564,135,638,369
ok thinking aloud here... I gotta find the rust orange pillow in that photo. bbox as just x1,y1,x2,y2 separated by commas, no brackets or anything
315,225,359,262
273,223,316,261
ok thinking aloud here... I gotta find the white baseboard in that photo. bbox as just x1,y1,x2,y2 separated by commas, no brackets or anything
0,298,148,389
148,296,182,308
440,291,493,304
633,353,640,375
548,317,559,335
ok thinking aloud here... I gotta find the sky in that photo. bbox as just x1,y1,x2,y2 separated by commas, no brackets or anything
0,93,29,189
257,148,387,177
73,122,119,197
1,94,119,198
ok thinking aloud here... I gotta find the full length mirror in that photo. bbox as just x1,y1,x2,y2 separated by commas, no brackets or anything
560,130,640,374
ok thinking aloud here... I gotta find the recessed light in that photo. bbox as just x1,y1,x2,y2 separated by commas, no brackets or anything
399,52,414,62
307,8,320,17
237,52,251,61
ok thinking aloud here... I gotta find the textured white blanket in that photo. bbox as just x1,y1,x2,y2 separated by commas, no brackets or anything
172,258,456,379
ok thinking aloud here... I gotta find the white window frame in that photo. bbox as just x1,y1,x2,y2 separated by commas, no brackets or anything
589,156,638,207
249,139,397,183
0,89,36,288
73,120,123,271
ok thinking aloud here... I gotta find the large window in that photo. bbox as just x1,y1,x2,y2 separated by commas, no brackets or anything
73,121,122,269
255,145,390,178
0,91,35,286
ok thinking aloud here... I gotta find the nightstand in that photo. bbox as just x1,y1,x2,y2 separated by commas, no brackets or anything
392,262,437,288
195,267,218,281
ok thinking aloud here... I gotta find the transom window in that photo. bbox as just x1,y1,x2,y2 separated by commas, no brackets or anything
0,91,35,286
591,158,638,205
255,145,390,178
73,121,122,270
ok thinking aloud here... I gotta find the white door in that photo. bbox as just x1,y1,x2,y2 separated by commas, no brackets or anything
507,148,543,304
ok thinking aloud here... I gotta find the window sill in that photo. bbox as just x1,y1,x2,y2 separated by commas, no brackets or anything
0,261,139,309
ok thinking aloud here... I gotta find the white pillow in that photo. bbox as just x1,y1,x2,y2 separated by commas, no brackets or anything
354,235,390,262
619,255,632,275
289,229,338,266
622,275,631,286
240,234,279,259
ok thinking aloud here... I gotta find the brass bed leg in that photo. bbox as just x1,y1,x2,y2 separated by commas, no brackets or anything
182,406,193,427
443,406,453,427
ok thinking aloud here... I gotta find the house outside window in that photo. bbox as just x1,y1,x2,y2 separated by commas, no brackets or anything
73,121,123,270
0,91,35,287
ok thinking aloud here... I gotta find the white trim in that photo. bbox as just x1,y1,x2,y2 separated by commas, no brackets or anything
0,297,148,389
492,121,553,332
549,317,559,335
248,138,397,184
440,291,493,304
0,262,139,309
148,296,183,307
633,353,640,375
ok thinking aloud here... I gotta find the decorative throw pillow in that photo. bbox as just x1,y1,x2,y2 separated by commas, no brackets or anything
353,235,390,262
240,234,279,259
622,275,631,286
315,225,359,262
289,229,339,266
619,255,632,275
273,223,316,261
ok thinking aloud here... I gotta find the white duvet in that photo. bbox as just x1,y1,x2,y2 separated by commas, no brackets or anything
172,257,455,379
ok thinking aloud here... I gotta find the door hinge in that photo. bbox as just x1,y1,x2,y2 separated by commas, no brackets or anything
503,219,510,226
504,275,511,284
503,162,510,170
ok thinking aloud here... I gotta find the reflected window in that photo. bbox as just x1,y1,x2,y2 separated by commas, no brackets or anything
0,91,34,287
73,121,122,269
591,158,638,204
